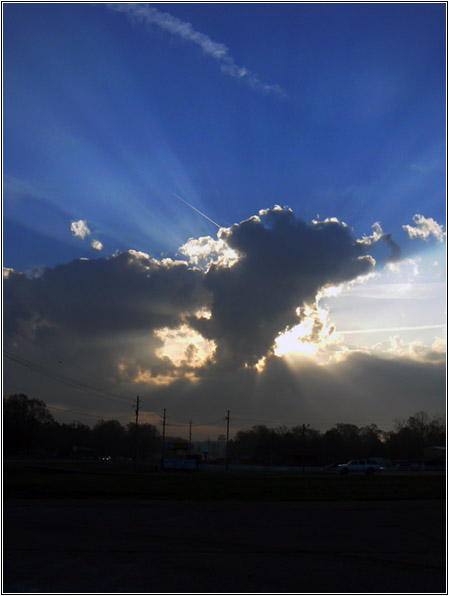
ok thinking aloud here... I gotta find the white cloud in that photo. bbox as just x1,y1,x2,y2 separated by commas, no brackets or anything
259,204,291,217
179,235,239,268
109,3,287,98
370,335,446,364
154,324,216,368
386,257,420,278
312,215,348,227
70,220,91,240
70,221,102,250
402,214,445,243
273,302,339,362
3,267,15,279
356,222,401,263
4,207,446,431
305,327,446,367
357,221,384,246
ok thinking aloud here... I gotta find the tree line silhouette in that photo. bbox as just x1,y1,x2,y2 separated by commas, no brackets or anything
3,394,445,465
3,394,159,460
229,417,445,466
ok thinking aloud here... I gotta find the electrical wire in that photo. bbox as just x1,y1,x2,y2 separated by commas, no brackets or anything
4,351,134,405
46,404,105,421
5,325,136,401
232,416,284,424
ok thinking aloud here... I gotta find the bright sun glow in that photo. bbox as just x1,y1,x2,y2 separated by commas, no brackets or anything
154,324,216,367
274,325,320,357
318,285,343,298
273,304,337,359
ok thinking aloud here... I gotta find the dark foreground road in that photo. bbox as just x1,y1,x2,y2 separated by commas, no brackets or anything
3,499,446,593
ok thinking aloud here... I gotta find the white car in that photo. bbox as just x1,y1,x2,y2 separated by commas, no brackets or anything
337,459,381,475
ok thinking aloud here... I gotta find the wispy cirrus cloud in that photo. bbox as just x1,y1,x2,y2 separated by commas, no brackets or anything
109,3,287,98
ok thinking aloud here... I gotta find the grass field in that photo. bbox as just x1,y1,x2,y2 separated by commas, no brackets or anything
3,461,446,501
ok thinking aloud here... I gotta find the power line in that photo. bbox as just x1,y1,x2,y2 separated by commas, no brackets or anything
46,404,105,421
5,326,136,401
4,351,134,405
225,415,400,429
2,392,110,423
232,416,284,424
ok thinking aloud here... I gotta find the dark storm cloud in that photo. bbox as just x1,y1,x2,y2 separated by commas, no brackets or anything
192,208,374,366
5,206,444,432
381,232,401,263
130,352,446,430
5,208,374,371
3,251,210,394
357,221,402,263
4,251,207,340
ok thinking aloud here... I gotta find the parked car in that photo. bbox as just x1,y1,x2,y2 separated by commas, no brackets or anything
338,459,381,475
323,462,340,472
395,460,424,471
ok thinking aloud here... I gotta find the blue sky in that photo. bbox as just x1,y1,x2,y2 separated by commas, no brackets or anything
3,3,446,433
4,3,445,268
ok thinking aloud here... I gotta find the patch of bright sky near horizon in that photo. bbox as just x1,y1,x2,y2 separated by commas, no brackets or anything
272,243,446,364
3,3,446,362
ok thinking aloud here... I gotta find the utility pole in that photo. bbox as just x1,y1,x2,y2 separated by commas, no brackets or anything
225,410,230,471
161,408,166,469
134,396,140,472
301,423,310,473
189,420,192,444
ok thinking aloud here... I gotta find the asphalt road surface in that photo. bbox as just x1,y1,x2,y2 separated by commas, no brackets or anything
3,499,446,593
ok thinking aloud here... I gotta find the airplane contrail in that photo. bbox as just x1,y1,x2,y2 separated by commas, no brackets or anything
173,193,221,229
340,324,445,335
109,4,287,98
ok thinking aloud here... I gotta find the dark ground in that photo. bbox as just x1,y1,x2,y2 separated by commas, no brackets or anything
3,498,446,593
